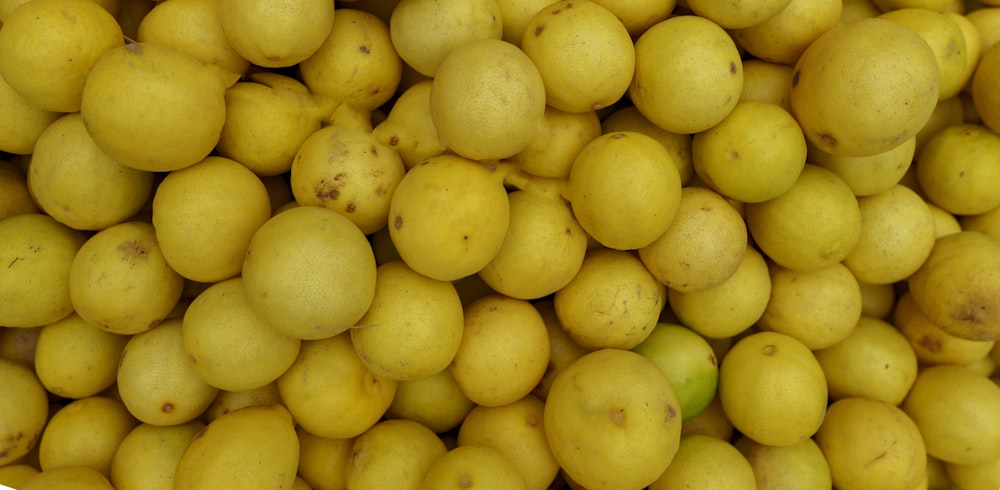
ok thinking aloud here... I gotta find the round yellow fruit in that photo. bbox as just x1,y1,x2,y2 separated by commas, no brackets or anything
389,0,502,77
0,464,39,488
351,260,465,381
649,434,757,490
173,405,299,490
600,105,694,185
450,295,550,407
554,248,666,350
0,213,85,328
544,348,683,490
916,123,1000,216
430,38,546,160
81,42,227,172
734,436,833,490
815,397,927,490
242,205,377,340
38,396,138,477
739,59,795,112
217,0,334,68
973,43,1000,134
632,323,720,422
182,278,300,391
110,421,205,490
346,419,447,490
719,331,828,446
0,0,123,112
201,383,283,424
296,427,354,490
34,313,128,399
879,7,968,100
0,162,38,220
371,80,447,169
0,358,49,466
20,466,114,490
421,444,528,489
894,291,996,366
384,368,476,434
730,0,843,65
28,113,154,231
638,186,748,292
568,131,682,250
685,0,790,29
0,70,61,155
693,100,807,203
630,15,743,134
809,136,915,197
69,221,184,335
790,17,939,157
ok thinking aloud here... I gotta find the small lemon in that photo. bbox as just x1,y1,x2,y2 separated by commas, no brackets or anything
0,71,61,155
648,434,756,490
422,445,528,489
973,40,1000,134
34,313,128,399
109,421,205,490
509,107,602,180
371,80,447,169
632,324,720,422
347,419,447,489
217,0,334,68
385,368,476,434
740,59,795,112
600,106,694,185
734,437,833,490
20,466,114,490
38,396,138,477
296,427,354,490
894,291,996,366
809,136,915,197
916,123,1000,216
685,0,791,29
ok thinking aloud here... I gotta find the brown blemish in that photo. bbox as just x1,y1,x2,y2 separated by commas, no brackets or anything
388,135,399,146
394,216,403,229
917,335,941,353
534,24,545,36
762,344,777,355
346,202,356,213
162,403,174,413
609,408,625,425
729,61,737,74
118,240,149,262
818,133,838,148
791,70,800,88
359,45,370,55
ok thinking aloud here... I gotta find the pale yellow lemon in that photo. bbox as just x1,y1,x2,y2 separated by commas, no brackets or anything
299,8,402,111
0,358,49,465
421,444,528,489
389,0,502,77
649,434,756,490
28,113,154,231
217,0,333,68
217,72,334,176
351,260,464,381
477,190,588,300
38,396,138,476
430,38,546,160
668,245,771,340
182,277,300,391
371,80,447,169
81,42,227,172
277,333,397,439
544,348,682,490
638,186,748,292
554,248,666,350
509,107,602,180
0,0,123,112
495,0,556,44
813,316,919,405
894,291,996,366
530,300,589,401
680,393,735,442
630,15,743,134
693,100,807,203
296,427,353,490
789,18,939,157
746,165,861,271
734,437,833,490
137,0,248,85
20,466,114,490
69,221,184,335
904,364,1000,465
0,464,39,488
521,0,634,113
880,8,968,100
450,295,550,407
918,123,1000,216
456,395,560,490
816,397,927,490
385,368,476,434
962,204,1000,240
241,205,377,340
0,162,38,219
590,0,674,37
809,136,915,197
567,131,682,250
173,405,299,490
0,71,61,155
730,0,842,65
600,105,694,185
685,0,790,29
858,281,896,319
117,319,219,425
739,59,795,112
33,313,128,399
202,383,282,424
973,42,1000,135
758,262,863,350
109,421,205,490
915,95,964,156
0,214,85,328
719,331,827,446
387,154,509,281
346,419,447,490
929,201,963,237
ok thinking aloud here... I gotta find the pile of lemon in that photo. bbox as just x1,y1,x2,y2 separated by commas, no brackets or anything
2,0,1000,488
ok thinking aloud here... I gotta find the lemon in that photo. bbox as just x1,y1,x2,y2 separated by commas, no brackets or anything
296,427,354,490
894,291,996,366
385,368,476,434
601,106,694,185
389,0,502,77
740,59,795,112
0,0,123,112
136,0,248,85
521,0,634,113
202,383,282,424
0,358,49,465
815,397,927,490
371,80,448,169
735,437,833,490
422,445,528,489
33,313,127,399
69,221,184,335
38,396,138,477
241,205,377,340
510,107,602,180
430,38,546,160
217,0,334,68
879,7,968,100
693,100,807,203
456,395,560,490
347,419,447,489
81,42,227,172
544,348,682,489
685,0,791,29
299,8,402,111
813,316,919,406
917,123,1000,216
530,301,589,401
495,0,555,45
719,331,827,446
638,186,748,293
963,205,1000,241
946,453,1000,490
790,18,939,157
858,281,897,319
632,324,720,422
450,295,550,407
109,421,205,490
19,466,114,490
554,248,666,350
28,113,154,231
568,131,682,250
680,393,735,442
0,162,38,220
730,0,843,65
182,277,301,391
809,136,915,197
973,43,1000,134
0,71,61,155
351,260,464,381
630,15,743,134
649,434,756,490
0,214,85,328
0,464,38,488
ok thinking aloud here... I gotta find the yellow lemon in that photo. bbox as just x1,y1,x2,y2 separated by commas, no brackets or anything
371,80,447,169
0,358,49,465
296,427,353,490
730,0,842,65
740,59,795,112
649,434,756,490
630,15,743,134
879,7,968,100
0,71,61,155
735,436,833,490
510,107,602,181
422,445,528,489
20,466,114,490
894,291,996,366
917,123,1000,216
81,42,227,172
809,136,915,197
385,368,476,434
38,396,138,477
109,421,205,490
0,162,39,220
685,0,791,29
347,419,447,489
389,0,502,77
0,0,123,112
217,0,334,68
33,313,127,399
530,300,589,401
202,383,282,424
600,105,694,185
973,43,1000,134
